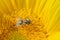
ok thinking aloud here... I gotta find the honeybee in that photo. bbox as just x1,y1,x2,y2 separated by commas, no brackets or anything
16,18,31,27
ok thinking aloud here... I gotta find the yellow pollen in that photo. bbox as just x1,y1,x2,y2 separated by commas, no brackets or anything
0,9,48,40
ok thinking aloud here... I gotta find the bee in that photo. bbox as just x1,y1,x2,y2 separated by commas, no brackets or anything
16,18,31,27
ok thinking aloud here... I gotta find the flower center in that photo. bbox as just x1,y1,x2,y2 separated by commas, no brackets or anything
14,9,48,40
0,9,48,40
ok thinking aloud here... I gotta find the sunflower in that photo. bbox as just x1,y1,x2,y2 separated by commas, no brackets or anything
0,0,60,40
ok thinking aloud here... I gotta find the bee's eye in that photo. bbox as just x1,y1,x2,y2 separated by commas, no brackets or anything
24,18,31,24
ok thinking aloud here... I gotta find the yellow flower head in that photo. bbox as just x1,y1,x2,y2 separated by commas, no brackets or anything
0,0,60,40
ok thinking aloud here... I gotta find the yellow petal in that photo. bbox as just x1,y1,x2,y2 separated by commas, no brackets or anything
47,32,60,40
43,0,60,32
